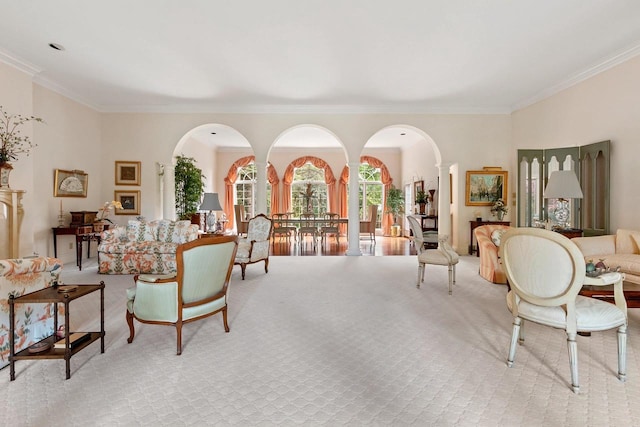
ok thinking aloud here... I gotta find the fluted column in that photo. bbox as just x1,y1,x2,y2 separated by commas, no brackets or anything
346,161,362,256
255,160,267,215
437,162,453,243
162,163,176,220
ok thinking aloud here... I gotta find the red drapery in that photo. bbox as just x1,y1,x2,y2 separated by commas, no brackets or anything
281,156,337,214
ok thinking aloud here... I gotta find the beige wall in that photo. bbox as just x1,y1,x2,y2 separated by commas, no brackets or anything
512,55,640,231
34,55,640,256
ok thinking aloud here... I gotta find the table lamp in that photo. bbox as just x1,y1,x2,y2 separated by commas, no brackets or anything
199,192,223,232
543,170,583,229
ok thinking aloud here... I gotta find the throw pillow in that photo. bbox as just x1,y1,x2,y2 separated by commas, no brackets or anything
491,229,508,247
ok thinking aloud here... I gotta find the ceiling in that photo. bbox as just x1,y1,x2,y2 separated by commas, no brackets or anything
2,1,640,149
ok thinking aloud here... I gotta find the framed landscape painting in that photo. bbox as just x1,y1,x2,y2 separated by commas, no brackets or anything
114,190,140,215
465,170,508,206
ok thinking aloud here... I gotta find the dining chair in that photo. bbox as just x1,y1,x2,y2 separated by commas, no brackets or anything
407,215,458,294
234,205,249,237
499,227,627,393
359,204,378,242
272,212,297,243
298,212,318,249
320,212,340,246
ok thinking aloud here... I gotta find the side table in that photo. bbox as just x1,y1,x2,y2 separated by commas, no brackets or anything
9,282,105,380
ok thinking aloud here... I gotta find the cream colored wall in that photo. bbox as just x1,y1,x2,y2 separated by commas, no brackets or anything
32,85,102,263
512,55,640,231
0,62,33,258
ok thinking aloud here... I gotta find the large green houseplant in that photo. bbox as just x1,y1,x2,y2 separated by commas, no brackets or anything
174,155,205,220
385,185,405,234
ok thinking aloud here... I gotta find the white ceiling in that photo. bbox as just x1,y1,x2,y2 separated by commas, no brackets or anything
2,1,640,149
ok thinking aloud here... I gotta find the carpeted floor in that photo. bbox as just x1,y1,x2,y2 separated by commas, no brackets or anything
2,255,639,426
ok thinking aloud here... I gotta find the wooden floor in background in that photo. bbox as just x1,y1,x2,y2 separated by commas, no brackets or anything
270,235,418,256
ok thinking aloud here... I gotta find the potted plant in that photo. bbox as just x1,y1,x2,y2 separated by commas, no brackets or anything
385,185,405,236
174,155,205,220
0,106,44,188
491,198,508,221
415,190,428,214
94,200,123,232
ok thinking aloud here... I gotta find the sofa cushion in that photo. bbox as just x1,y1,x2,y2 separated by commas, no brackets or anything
491,229,508,247
615,229,640,254
127,220,158,242
100,241,179,255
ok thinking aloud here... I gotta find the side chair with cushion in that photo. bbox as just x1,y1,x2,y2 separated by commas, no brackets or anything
298,212,318,249
499,227,627,393
234,214,272,279
125,235,238,355
320,212,340,246
272,212,297,243
234,204,249,237
407,215,459,294
359,204,378,242
474,224,512,284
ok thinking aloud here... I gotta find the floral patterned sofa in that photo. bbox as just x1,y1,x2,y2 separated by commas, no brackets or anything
0,257,63,369
98,219,199,274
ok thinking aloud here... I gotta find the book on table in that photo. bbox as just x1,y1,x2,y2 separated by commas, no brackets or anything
54,332,91,349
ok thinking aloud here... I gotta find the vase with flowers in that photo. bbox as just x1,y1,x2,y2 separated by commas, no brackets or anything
490,198,508,221
0,106,44,188
94,200,123,232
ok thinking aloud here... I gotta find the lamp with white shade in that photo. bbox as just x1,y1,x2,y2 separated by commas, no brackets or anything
543,170,583,229
199,192,223,233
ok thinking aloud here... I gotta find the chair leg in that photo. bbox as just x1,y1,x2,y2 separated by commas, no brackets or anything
126,310,135,343
241,264,246,280
567,332,580,393
518,321,525,344
176,321,183,356
222,306,230,332
507,317,521,367
447,265,453,295
264,258,269,274
618,324,627,382
417,263,423,288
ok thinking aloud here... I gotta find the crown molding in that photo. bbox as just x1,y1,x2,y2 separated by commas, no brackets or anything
512,41,640,112
32,75,101,111
98,103,511,115
0,48,41,76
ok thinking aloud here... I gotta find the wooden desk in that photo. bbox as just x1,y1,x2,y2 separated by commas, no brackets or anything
554,228,583,239
469,220,511,256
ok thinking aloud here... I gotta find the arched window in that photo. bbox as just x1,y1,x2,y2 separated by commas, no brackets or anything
359,163,383,228
291,163,327,217
235,163,256,217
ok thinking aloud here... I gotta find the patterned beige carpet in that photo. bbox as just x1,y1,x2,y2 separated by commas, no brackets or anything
2,255,639,426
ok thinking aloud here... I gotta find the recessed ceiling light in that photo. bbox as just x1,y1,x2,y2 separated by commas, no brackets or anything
211,132,217,135
400,133,406,136
48,43,65,51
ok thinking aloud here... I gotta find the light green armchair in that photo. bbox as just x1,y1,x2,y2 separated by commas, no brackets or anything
234,213,272,280
126,235,238,355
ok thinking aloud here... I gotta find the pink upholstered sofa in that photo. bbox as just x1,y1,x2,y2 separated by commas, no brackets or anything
98,219,199,274
0,257,63,369
474,224,512,284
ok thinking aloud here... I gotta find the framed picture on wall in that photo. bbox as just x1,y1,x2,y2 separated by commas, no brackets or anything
114,190,140,215
115,161,141,186
413,180,424,197
53,169,88,197
465,169,508,206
